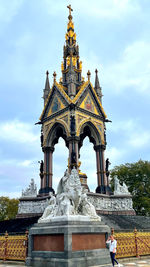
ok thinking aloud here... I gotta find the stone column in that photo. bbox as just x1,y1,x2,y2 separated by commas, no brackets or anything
39,147,54,195
101,145,108,187
75,140,79,168
43,151,47,189
45,147,50,188
94,144,112,195
95,148,101,187
68,141,72,169
48,147,54,188
94,145,105,194
67,137,79,171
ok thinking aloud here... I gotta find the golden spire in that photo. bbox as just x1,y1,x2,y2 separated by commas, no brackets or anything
61,5,83,87
65,4,76,45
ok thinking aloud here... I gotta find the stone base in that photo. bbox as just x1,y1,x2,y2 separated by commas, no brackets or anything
96,185,113,195
38,214,101,223
79,173,90,191
26,220,111,267
38,187,55,195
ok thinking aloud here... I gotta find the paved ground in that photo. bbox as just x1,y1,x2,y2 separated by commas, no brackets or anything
0,258,150,266
94,258,150,267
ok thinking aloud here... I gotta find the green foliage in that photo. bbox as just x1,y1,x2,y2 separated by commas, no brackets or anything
0,197,19,221
110,160,150,216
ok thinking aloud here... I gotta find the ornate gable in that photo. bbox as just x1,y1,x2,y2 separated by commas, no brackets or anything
75,83,106,119
40,84,69,121
47,95,65,117
79,92,99,115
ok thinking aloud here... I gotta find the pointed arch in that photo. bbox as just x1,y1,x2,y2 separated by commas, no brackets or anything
78,120,101,149
46,122,69,148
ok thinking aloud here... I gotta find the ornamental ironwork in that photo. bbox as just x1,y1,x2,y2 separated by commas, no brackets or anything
114,228,150,258
0,231,28,261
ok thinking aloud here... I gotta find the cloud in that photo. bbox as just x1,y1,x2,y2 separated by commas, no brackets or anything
103,41,150,94
108,119,138,133
0,159,33,168
108,118,150,149
106,146,125,164
129,131,150,148
0,120,39,144
80,40,150,96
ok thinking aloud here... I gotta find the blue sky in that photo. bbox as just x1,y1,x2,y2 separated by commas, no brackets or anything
0,0,150,197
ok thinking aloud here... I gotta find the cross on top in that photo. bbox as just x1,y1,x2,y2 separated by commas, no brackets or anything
67,4,73,17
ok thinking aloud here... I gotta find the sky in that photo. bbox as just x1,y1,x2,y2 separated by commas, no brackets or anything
0,0,150,198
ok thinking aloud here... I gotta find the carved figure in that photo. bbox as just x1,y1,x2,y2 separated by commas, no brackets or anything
40,130,43,147
56,167,82,216
114,176,130,195
40,160,44,174
22,179,37,197
56,169,74,216
106,158,111,178
70,115,75,133
79,188,100,221
38,192,56,222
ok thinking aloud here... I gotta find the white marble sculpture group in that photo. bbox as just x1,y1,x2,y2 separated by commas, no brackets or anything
114,176,130,195
38,167,100,223
22,178,37,198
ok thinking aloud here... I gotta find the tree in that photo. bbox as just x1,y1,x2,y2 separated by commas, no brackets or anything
0,197,19,221
110,160,150,216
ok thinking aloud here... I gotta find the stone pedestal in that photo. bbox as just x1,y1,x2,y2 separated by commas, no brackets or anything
26,220,111,267
79,173,89,191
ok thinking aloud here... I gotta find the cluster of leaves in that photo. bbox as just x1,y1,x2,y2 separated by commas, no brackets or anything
110,160,150,216
0,197,19,221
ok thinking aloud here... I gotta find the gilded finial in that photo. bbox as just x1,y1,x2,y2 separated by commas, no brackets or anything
67,4,73,20
79,61,82,70
53,71,56,82
87,70,91,81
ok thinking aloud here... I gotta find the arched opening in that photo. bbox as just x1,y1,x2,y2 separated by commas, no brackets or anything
78,122,101,192
79,122,101,149
39,122,69,195
79,137,96,192
47,122,68,148
53,137,68,192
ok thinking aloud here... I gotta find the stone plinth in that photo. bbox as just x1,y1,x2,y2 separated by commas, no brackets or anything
26,220,111,267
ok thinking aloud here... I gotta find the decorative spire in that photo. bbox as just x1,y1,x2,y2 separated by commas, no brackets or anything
45,70,50,90
43,70,50,104
95,69,100,88
53,71,57,82
87,70,91,81
61,5,83,95
95,69,103,103
65,5,76,47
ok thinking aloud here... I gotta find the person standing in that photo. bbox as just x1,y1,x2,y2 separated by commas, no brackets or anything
106,235,120,267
